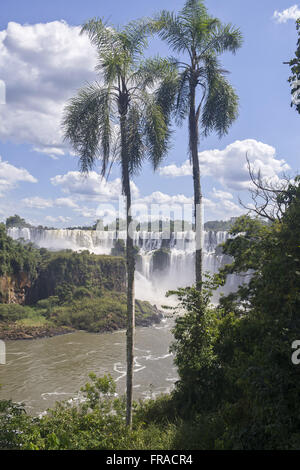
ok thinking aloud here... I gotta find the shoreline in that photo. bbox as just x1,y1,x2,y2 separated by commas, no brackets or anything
0,312,163,341
0,323,75,341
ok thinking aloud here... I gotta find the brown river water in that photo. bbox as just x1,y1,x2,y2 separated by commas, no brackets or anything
0,316,177,415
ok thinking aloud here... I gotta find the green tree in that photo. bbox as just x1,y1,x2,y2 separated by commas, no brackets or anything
287,19,300,114
62,18,175,426
152,0,242,288
169,177,300,449
5,215,31,229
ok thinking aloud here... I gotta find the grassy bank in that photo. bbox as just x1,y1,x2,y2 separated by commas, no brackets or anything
0,291,162,341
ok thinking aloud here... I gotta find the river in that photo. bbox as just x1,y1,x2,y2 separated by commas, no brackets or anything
0,316,177,416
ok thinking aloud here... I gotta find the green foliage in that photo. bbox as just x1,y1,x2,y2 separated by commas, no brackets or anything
63,18,175,181
168,177,300,449
28,250,126,303
0,375,175,450
204,217,238,231
168,287,223,415
0,304,37,322
0,290,160,335
152,0,242,135
287,19,300,114
80,372,116,410
0,224,40,278
5,215,31,229
51,291,161,333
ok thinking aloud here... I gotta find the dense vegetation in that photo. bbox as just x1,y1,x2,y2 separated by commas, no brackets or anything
167,177,300,449
27,250,126,303
1,177,299,449
5,215,32,229
0,223,39,279
0,290,161,338
204,217,238,231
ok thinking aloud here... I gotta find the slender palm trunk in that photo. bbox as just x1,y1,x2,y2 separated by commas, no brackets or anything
189,81,203,290
120,114,135,428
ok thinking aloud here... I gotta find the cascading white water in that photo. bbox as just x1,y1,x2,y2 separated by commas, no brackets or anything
7,227,243,303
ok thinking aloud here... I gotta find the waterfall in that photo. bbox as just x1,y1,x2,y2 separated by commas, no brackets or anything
7,227,244,303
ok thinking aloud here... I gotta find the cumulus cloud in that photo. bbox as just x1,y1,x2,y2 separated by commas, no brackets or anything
45,215,71,224
22,196,53,209
273,5,300,23
203,197,244,220
0,21,97,155
158,139,290,191
137,191,193,205
0,155,37,195
158,159,192,178
22,196,79,210
55,197,79,208
51,171,140,201
132,190,241,222
211,188,234,200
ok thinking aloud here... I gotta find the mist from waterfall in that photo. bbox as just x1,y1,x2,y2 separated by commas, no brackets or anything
7,227,243,304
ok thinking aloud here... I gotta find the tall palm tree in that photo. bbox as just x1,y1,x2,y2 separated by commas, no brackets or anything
152,0,243,289
62,18,176,426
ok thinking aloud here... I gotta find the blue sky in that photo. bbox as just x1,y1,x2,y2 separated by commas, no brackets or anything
0,0,299,227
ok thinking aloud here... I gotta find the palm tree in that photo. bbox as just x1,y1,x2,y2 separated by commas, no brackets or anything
152,0,243,289
62,18,176,426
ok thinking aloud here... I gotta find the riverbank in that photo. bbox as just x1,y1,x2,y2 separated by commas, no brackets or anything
0,321,74,341
0,309,163,341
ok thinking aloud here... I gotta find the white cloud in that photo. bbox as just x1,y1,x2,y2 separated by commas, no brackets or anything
273,5,300,23
22,196,53,209
51,171,139,201
158,160,192,178
211,188,234,200
133,190,242,221
55,197,78,208
137,191,193,205
0,21,97,155
158,139,290,191
203,197,244,220
0,155,37,195
22,196,79,210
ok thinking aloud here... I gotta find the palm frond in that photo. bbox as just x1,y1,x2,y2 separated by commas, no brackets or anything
81,18,120,55
175,68,190,124
62,84,113,175
201,74,239,138
143,97,170,170
181,0,208,20
122,18,150,58
153,10,191,55
206,23,243,55
130,57,173,90
154,65,178,126
180,0,212,43
125,104,145,176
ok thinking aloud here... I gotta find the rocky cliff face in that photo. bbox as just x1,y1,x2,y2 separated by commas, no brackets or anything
0,273,32,305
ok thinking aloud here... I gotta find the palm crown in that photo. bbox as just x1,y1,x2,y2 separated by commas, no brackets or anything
152,0,243,138
62,18,177,188
150,0,243,288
